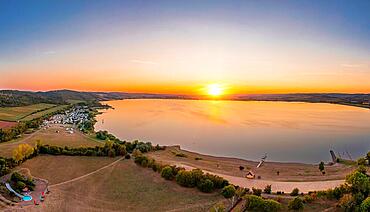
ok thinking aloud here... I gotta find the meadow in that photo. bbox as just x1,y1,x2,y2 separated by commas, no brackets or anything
19,105,69,121
19,155,222,212
0,124,103,158
0,103,56,121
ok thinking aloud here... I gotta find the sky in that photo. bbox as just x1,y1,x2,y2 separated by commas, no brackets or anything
0,0,370,95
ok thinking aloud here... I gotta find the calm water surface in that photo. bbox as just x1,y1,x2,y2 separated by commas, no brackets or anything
95,99,370,163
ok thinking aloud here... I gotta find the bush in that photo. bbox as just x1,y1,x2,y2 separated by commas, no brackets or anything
176,170,196,187
288,197,304,210
264,199,282,212
197,179,214,193
338,194,355,211
124,154,131,159
15,181,26,191
252,187,262,196
357,158,367,166
221,185,236,199
360,197,370,212
264,184,272,194
319,161,325,172
161,166,174,180
243,195,282,212
303,195,314,203
290,188,299,196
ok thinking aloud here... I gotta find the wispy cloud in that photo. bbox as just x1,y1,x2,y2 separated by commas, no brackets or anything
340,63,362,68
131,59,158,65
43,51,57,55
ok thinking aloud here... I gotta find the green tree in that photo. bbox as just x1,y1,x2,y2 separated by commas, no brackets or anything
221,185,236,199
161,166,174,180
288,197,304,210
197,179,214,193
264,184,272,194
360,197,370,212
290,188,300,196
319,161,325,172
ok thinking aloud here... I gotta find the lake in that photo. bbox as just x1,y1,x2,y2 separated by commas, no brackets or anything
95,99,370,163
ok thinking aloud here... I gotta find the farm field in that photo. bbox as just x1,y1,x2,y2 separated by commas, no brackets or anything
0,121,17,129
0,103,55,121
19,155,222,212
19,105,69,121
0,124,103,158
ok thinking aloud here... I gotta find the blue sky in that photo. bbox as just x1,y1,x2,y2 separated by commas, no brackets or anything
0,0,369,93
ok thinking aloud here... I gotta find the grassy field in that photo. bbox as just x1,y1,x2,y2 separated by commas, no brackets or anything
19,105,69,121
20,156,222,212
0,121,17,129
0,103,56,121
0,124,103,158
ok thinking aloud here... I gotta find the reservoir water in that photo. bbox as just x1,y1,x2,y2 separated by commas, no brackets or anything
95,99,370,163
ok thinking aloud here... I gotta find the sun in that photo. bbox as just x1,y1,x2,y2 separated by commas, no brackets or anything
206,84,224,97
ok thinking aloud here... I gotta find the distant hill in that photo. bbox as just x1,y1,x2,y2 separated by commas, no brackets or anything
1,89,369,109
0,90,123,107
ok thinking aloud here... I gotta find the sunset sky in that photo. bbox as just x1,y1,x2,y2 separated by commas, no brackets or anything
0,0,369,95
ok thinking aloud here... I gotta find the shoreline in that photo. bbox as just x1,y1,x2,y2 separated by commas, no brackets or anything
147,146,358,182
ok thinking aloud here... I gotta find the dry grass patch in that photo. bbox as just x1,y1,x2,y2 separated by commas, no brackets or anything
22,156,221,212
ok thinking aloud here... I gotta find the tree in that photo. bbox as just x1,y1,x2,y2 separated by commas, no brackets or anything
264,184,272,194
197,179,214,193
161,166,174,180
288,197,304,210
176,170,195,187
243,195,282,212
346,171,370,195
12,144,34,163
319,161,325,173
360,197,370,212
290,188,299,196
252,187,262,196
221,185,236,199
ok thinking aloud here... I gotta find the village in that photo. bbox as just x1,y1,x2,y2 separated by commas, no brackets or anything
41,105,90,134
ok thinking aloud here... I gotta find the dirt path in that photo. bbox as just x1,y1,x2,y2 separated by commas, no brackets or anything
49,157,124,188
179,164,344,193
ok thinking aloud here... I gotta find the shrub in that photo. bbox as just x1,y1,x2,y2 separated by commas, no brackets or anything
195,157,202,160
15,181,26,191
197,179,214,193
357,158,367,166
221,185,236,199
303,195,314,203
319,161,325,172
176,170,196,187
360,197,370,212
252,187,262,196
338,194,355,211
175,153,187,157
239,166,244,171
161,166,174,180
124,154,131,159
243,195,282,212
204,173,229,189
264,199,283,212
264,184,272,194
288,197,304,210
290,188,299,196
